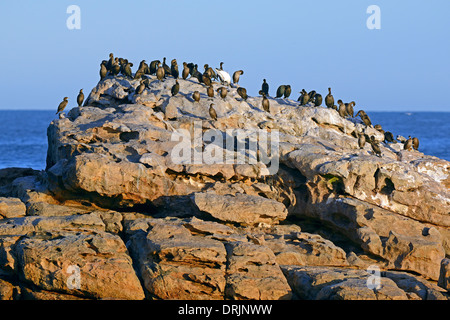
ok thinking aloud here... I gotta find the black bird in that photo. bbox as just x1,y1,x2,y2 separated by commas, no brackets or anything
284,85,291,99
171,80,180,96
209,103,217,121
262,93,270,113
233,70,244,84
100,61,108,80
299,89,310,106
192,91,201,103
135,80,146,95
207,86,214,99
384,131,396,143
149,60,160,75
370,136,382,157
182,62,190,80
56,97,68,114
123,62,133,79
314,93,323,106
171,59,179,79
412,137,419,150
325,87,334,109
261,79,269,96
276,85,286,98
202,73,212,87
77,89,84,107
237,87,248,101
162,57,171,77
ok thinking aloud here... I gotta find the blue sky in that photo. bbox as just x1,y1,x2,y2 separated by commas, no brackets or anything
0,0,449,111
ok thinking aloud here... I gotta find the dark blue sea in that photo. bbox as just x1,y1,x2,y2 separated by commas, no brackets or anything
0,111,448,171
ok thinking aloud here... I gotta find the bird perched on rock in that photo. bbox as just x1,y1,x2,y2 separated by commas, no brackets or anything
171,59,179,79
237,87,248,101
215,63,231,85
412,137,419,150
356,110,372,126
346,101,355,117
370,136,382,157
110,59,120,77
233,70,244,85
182,62,190,80
314,93,323,106
156,63,165,81
202,73,212,87
284,85,291,99
191,65,203,83
276,85,286,98
100,61,108,80
192,91,201,103
207,86,214,99
77,89,84,107
171,80,180,96
325,87,334,109
123,62,133,79
162,57,171,77
261,79,269,96
135,80,146,95
404,136,413,150
209,103,217,121
149,60,160,75
358,132,366,149
261,92,270,113
308,90,316,103
384,131,396,143
138,60,149,74
56,97,68,115
338,100,347,118
299,89,310,106
106,53,114,72
217,87,227,100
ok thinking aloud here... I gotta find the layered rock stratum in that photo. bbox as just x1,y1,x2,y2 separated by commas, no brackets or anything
0,71,449,300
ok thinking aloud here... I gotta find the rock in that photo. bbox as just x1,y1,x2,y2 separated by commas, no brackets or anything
225,241,292,300
14,229,145,300
438,259,450,292
0,212,106,236
192,192,288,226
0,167,38,196
0,197,26,218
263,230,349,267
385,271,448,300
283,265,449,300
0,278,15,300
126,217,227,300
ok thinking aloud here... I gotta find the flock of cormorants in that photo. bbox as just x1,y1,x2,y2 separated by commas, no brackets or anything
56,53,420,158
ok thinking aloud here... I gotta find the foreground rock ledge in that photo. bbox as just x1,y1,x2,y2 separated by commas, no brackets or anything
0,75,448,300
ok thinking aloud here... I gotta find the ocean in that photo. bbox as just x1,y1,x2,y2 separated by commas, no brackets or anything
0,110,448,171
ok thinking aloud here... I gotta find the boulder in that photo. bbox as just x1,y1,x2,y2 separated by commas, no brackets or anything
14,229,145,300
191,192,288,226
0,197,26,218
438,259,450,292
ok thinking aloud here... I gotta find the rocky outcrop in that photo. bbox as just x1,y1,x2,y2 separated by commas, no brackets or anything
0,72,448,300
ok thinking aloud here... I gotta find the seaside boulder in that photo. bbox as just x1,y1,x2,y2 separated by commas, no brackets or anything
0,74,447,300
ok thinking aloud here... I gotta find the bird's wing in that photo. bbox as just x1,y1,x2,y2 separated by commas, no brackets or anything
215,69,231,84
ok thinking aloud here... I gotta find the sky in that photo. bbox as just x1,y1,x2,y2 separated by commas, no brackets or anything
0,0,449,111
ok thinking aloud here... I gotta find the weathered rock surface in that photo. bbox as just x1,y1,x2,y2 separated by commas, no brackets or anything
192,192,288,226
0,71,448,300
438,258,450,292
282,266,447,300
